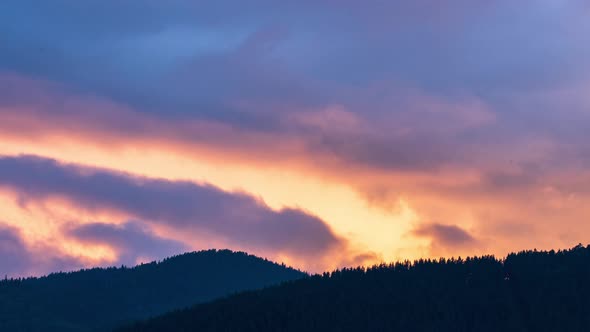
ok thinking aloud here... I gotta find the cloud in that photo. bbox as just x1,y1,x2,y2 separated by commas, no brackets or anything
3,0,588,132
0,155,346,264
413,223,476,247
412,223,479,256
1,0,590,270
68,221,189,267
0,73,498,174
0,224,33,277
0,223,84,278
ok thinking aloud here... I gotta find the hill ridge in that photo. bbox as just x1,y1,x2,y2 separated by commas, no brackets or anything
0,249,306,332
119,244,590,332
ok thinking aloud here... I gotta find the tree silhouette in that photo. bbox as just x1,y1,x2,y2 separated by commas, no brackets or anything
0,249,305,332
119,245,590,332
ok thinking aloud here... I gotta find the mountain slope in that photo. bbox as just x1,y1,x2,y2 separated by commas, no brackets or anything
119,245,590,332
0,249,305,332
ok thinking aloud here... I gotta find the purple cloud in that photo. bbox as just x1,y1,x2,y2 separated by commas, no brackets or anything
0,225,33,277
2,0,588,134
0,155,345,261
2,0,590,175
69,221,189,267
0,223,84,278
413,223,477,248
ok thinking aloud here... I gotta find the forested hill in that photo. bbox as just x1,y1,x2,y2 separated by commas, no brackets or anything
119,245,590,332
0,249,305,332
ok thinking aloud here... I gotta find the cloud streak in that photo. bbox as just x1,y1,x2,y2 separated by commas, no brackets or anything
0,155,346,269
69,221,189,267
0,223,84,277
412,223,479,256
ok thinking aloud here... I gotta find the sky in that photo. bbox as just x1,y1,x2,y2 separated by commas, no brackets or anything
1,1,590,276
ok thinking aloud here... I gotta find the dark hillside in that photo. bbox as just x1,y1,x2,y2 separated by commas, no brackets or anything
0,249,305,332
119,245,590,332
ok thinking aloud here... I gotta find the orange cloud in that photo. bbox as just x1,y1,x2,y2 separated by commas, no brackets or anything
1,72,590,275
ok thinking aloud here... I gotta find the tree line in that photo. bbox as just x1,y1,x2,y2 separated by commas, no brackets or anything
120,245,590,332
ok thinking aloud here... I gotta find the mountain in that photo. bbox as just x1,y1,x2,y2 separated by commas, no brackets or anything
0,249,305,332
119,245,590,332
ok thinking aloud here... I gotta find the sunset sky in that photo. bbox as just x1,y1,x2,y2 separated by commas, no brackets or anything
1,1,590,276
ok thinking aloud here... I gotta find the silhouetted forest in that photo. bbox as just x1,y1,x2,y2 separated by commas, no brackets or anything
119,245,590,332
0,249,305,332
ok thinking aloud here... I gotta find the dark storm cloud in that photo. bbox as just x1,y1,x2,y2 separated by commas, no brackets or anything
0,155,345,259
